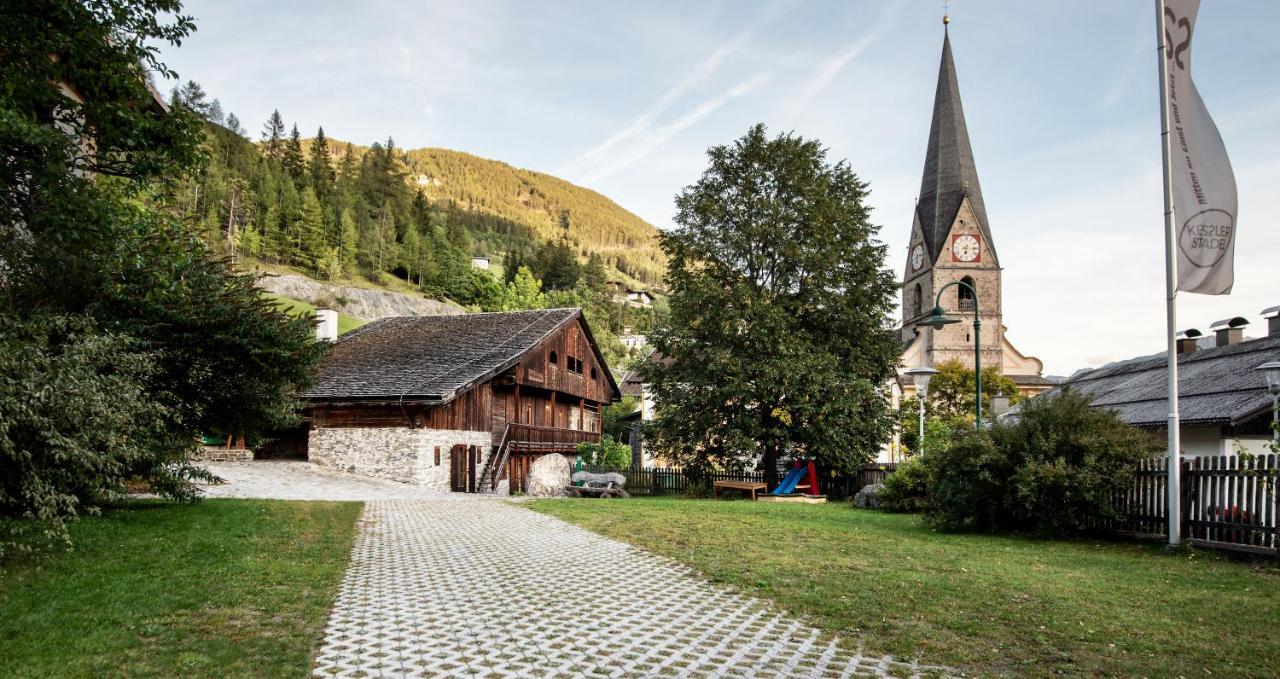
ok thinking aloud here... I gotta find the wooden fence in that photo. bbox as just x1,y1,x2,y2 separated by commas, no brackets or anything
1106,454,1278,556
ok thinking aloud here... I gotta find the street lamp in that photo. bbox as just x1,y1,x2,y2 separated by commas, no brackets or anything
1255,361,1280,442
917,279,983,429
903,366,939,456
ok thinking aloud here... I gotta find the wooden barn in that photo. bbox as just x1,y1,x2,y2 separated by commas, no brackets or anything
301,308,621,494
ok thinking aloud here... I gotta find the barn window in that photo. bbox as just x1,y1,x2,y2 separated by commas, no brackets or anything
568,355,583,375
591,366,598,380
958,277,976,311
549,350,558,367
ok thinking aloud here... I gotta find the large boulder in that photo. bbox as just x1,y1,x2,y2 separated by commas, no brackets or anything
526,454,571,497
852,483,885,509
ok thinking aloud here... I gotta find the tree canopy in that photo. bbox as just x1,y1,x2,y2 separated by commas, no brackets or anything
643,125,900,482
0,0,322,553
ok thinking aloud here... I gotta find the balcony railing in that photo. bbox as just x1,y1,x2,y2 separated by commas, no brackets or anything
507,423,598,451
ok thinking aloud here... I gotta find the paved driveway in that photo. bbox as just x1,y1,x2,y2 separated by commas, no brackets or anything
197,462,952,677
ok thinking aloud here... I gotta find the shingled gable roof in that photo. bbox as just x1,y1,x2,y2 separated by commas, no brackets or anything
1046,335,1280,427
915,29,998,263
302,308,621,404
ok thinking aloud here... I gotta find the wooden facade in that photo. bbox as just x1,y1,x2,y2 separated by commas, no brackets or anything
306,313,618,493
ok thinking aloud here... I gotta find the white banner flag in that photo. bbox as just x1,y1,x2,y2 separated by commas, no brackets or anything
1162,0,1237,295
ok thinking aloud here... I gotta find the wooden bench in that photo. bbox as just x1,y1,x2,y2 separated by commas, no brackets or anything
566,471,630,499
712,480,768,500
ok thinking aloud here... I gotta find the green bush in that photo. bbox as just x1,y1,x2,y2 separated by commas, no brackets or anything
878,457,933,513
576,435,633,469
926,390,1159,535
0,315,209,556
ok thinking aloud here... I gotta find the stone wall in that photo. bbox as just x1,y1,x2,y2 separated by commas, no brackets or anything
191,447,255,462
308,426,491,491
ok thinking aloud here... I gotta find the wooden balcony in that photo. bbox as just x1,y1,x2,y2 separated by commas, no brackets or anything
505,423,598,453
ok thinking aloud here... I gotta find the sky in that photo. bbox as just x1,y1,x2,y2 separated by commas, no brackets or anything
157,1,1280,376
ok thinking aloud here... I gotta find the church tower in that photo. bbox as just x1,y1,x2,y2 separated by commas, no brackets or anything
899,24,1043,388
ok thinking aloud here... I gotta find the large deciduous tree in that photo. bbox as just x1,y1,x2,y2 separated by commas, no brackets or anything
644,125,899,484
0,0,323,553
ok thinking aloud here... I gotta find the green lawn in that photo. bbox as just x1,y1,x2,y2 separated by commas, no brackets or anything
531,498,1280,677
0,500,360,678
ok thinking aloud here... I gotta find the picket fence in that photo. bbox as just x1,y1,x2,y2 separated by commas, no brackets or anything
1103,454,1279,556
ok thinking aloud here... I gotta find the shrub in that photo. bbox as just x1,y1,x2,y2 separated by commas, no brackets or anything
878,457,933,513
926,390,1159,535
0,315,210,556
576,435,633,469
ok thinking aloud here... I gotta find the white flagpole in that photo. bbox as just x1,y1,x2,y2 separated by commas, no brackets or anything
1155,0,1181,547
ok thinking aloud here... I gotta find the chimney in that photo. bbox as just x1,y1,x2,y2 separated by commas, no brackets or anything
1209,317,1248,347
991,390,1011,417
1263,305,1280,338
1175,328,1202,355
315,308,338,343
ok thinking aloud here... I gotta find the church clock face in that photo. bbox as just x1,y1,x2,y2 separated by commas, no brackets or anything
952,234,980,262
910,244,925,271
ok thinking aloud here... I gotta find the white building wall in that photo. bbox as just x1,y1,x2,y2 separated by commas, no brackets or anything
308,426,492,490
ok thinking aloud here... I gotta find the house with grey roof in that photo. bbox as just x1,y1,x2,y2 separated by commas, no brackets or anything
1033,308,1280,458
302,308,620,494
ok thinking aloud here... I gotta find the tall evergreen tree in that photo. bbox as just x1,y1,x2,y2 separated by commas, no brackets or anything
261,109,285,159
338,207,359,277
309,126,334,199
537,236,582,290
206,97,224,125
225,112,245,137
282,123,305,180
644,125,900,484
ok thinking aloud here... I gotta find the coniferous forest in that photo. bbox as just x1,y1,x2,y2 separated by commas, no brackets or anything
165,81,665,314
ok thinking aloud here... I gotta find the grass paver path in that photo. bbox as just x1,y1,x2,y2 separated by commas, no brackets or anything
312,499,955,678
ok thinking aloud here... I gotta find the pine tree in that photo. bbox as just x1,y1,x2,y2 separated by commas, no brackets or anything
537,236,582,290
206,98,224,125
283,124,306,180
262,110,285,159
297,188,327,272
309,126,334,200
339,207,359,277
225,112,246,137
583,252,607,291
176,79,210,117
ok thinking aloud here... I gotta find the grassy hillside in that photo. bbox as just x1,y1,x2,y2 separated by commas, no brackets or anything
400,148,665,283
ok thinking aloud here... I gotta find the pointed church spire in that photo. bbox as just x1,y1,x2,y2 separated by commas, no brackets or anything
915,28,996,262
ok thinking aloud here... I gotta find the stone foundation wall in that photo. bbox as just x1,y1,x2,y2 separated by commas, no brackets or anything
308,426,492,491
191,447,255,462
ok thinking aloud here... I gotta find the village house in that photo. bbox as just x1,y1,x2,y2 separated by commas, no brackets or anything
1028,308,1280,458
301,308,620,494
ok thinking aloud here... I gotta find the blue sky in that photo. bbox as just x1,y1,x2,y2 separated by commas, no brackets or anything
159,1,1280,376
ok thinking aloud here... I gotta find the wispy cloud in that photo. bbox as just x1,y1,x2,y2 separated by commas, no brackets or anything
575,72,775,185
781,0,905,122
559,1,793,184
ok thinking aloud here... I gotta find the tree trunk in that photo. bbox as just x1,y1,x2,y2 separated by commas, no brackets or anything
763,441,779,488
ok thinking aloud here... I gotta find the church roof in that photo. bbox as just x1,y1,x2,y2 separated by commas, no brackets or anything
915,30,998,263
